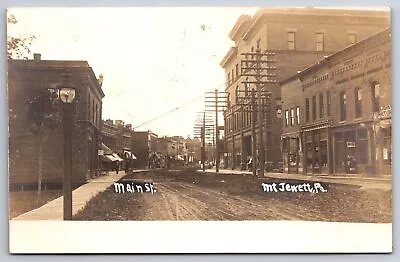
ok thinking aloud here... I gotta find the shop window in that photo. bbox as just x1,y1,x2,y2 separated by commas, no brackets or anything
320,140,328,167
316,32,324,51
305,98,310,122
357,129,368,164
319,93,324,118
335,133,345,168
383,128,392,165
327,91,331,117
355,87,362,118
296,106,300,125
312,95,317,120
371,81,380,112
339,91,347,121
290,108,295,126
287,32,295,50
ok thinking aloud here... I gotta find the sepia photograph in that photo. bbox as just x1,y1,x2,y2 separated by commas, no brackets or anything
7,6,392,253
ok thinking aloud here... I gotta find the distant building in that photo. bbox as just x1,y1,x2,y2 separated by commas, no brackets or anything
185,137,202,163
8,55,105,186
100,119,134,170
221,7,390,171
280,28,391,175
131,131,158,168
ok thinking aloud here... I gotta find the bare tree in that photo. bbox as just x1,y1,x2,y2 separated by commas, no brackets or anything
7,13,36,60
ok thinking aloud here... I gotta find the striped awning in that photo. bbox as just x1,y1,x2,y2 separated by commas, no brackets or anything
112,153,123,162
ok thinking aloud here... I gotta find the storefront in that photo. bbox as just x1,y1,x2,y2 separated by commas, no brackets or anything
281,134,302,174
373,105,392,175
301,121,332,174
330,121,376,175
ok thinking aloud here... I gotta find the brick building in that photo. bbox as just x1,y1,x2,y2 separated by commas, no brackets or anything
8,55,105,186
131,131,158,168
281,28,391,175
221,7,390,170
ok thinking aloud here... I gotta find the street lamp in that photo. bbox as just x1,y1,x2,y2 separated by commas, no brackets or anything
51,73,76,220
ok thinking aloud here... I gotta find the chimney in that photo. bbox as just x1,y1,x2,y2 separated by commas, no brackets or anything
33,53,41,60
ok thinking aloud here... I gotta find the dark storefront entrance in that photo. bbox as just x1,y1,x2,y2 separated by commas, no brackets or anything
333,127,369,174
303,128,329,174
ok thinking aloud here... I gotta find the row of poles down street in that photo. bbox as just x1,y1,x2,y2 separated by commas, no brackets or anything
194,48,277,176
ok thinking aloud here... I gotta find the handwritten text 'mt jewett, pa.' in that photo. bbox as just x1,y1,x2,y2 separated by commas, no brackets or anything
261,182,328,193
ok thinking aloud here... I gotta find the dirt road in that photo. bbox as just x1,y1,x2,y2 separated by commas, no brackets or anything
74,168,391,222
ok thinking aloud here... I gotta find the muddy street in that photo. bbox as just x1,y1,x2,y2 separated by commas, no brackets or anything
74,168,392,222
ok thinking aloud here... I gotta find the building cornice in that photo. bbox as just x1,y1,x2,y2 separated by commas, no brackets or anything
220,47,238,68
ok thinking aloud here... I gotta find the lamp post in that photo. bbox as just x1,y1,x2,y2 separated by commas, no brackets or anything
58,73,76,220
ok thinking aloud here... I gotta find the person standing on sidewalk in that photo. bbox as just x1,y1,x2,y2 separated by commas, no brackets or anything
114,160,119,174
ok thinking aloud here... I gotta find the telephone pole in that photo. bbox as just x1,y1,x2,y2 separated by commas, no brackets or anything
205,89,228,173
241,49,276,176
193,111,214,172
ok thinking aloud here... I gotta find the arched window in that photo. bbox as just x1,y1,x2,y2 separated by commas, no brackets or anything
371,81,380,112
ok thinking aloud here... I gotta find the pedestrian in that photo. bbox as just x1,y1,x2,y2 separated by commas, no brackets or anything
114,160,119,174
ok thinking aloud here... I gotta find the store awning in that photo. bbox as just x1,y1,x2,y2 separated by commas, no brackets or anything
123,150,137,160
101,143,113,155
112,153,123,162
101,154,116,162
175,155,185,161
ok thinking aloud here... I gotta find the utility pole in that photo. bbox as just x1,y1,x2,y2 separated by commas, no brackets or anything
193,111,214,172
251,88,257,176
202,112,205,171
214,89,219,172
205,90,228,173
241,49,276,176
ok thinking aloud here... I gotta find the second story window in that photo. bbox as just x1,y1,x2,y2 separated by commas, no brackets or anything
339,91,347,121
227,72,231,85
235,86,239,103
235,64,239,79
290,108,295,126
355,87,362,118
327,91,331,117
305,98,310,122
312,95,317,120
316,32,324,51
296,106,300,125
371,81,380,112
319,93,324,118
287,32,295,50
285,110,289,126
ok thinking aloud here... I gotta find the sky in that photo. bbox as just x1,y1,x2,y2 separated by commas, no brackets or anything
7,7,260,137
